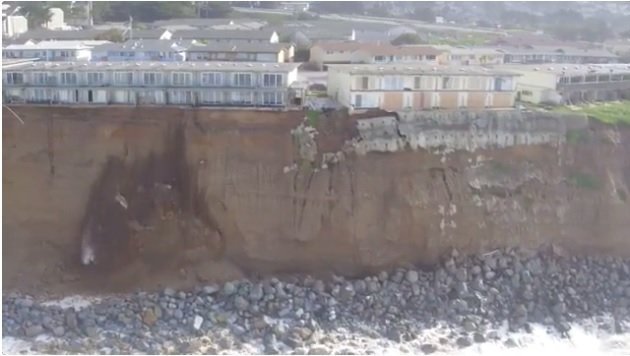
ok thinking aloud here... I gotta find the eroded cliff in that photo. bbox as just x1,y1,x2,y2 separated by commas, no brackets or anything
2,106,629,295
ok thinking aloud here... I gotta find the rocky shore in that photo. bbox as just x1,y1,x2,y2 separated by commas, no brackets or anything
3,246,630,354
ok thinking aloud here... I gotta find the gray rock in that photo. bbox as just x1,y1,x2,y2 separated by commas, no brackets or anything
24,325,43,338
52,326,65,337
84,326,98,338
455,268,468,282
406,270,419,283
308,345,331,355
314,281,326,294
65,310,79,331
462,318,477,332
223,282,237,296
234,296,249,311
473,332,486,343
163,288,176,297
420,343,437,354
202,285,220,295
552,302,567,316
250,284,264,301
456,336,473,348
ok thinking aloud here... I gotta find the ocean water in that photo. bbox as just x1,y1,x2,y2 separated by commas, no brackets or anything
3,295,630,355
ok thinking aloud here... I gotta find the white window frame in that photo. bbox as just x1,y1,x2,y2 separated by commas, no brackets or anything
32,72,47,85
262,91,284,105
113,72,133,85
143,72,163,86
87,72,105,85
171,72,192,86
201,72,223,86
60,72,77,85
263,73,282,88
233,73,252,87
6,72,24,85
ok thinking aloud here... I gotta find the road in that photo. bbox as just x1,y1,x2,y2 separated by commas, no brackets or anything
232,7,508,36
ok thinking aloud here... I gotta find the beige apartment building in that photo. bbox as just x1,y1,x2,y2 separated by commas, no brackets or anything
327,64,519,111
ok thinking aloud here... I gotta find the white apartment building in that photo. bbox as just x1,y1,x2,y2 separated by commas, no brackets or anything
3,40,111,61
3,61,300,108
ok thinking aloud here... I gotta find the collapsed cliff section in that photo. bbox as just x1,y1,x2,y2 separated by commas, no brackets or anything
2,106,630,296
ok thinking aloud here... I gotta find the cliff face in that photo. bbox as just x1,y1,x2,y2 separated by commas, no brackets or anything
3,106,630,295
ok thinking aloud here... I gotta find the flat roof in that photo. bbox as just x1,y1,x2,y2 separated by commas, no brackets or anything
328,64,519,76
494,63,630,76
2,58,39,68
4,40,111,50
187,42,289,53
497,46,618,58
7,61,301,73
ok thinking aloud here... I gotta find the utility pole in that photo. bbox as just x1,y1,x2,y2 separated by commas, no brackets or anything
129,15,133,40
87,1,93,27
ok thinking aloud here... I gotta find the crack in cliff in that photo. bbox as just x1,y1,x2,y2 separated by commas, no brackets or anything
297,169,316,231
47,116,55,176
430,167,453,202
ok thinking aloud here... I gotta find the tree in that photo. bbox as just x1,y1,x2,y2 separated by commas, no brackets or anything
391,33,423,46
94,2,196,22
197,2,232,18
18,2,53,28
94,29,124,42
412,6,435,22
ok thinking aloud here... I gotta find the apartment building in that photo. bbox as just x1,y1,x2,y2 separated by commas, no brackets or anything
327,64,519,111
14,29,112,42
3,61,299,108
500,64,630,104
91,40,194,62
310,42,446,69
3,40,111,61
171,29,279,44
500,46,619,65
187,42,294,63
433,45,505,65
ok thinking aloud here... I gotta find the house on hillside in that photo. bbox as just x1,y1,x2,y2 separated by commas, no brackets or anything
187,42,294,63
3,40,111,61
433,45,505,65
309,42,446,69
171,29,279,44
327,64,519,111
91,40,193,62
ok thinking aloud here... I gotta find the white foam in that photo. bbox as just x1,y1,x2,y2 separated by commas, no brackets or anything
40,295,100,310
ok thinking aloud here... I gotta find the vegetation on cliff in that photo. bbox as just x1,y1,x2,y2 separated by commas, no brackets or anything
554,101,630,125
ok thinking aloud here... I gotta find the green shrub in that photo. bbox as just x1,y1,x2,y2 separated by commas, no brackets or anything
569,172,600,190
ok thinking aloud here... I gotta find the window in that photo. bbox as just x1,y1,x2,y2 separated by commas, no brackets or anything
171,72,192,86
414,77,421,89
521,90,533,96
32,88,48,102
32,72,47,85
585,75,597,83
201,72,223,86
199,90,223,104
231,91,252,104
169,90,193,104
570,76,583,84
263,73,282,87
87,72,105,85
427,55,436,60
383,76,403,90
233,73,252,87
263,92,283,105
442,77,451,89
360,76,369,90
114,72,133,85
6,72,23,84
374,55,386,62
143,72,162,85
60,72,77,85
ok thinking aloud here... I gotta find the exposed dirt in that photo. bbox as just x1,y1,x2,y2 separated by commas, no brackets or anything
3,106,630,297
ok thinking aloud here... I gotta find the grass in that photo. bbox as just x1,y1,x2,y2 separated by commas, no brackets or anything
306,110,320,127
565,129,588,144
568,172,600,190
553,101,630,125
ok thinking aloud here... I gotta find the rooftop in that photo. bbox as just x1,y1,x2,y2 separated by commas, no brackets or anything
92,39,195,53
328,64,519,76
312,42,444,56
2,58,39,68
125,29,171,39
15,29,110,41
187,42,290,53
497,45,618,58
495,63,630,76
171,29,276,41
431,45,504,55
4,40,111,50
8,61,301,73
